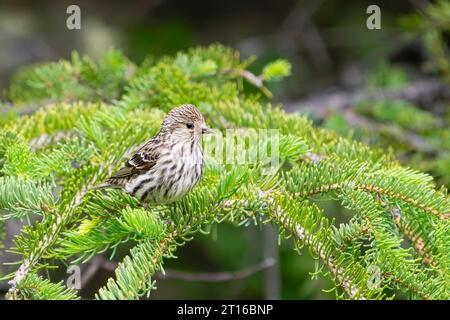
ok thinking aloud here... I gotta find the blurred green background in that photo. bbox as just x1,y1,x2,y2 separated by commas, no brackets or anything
0,0,448,299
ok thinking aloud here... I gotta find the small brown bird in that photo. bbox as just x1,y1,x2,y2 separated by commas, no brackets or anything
95,104,214,203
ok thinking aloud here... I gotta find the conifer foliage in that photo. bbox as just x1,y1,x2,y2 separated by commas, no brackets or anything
0,45,448,300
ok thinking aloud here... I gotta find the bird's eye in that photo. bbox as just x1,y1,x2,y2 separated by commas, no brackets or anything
186,123,194,129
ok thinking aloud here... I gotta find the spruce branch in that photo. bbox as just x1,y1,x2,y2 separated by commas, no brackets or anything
7,273,79,300
263,192,370,300
286,166,450,219
386,203,434,266
341,189,448,300
96,233,177,300
1,44,448,300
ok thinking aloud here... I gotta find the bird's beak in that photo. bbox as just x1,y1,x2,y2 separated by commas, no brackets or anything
201,125,215,134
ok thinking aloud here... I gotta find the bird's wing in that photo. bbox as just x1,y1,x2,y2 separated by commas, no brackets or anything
108,139,160,180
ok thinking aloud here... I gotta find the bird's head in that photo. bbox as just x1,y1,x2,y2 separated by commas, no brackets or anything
160,104,215,143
